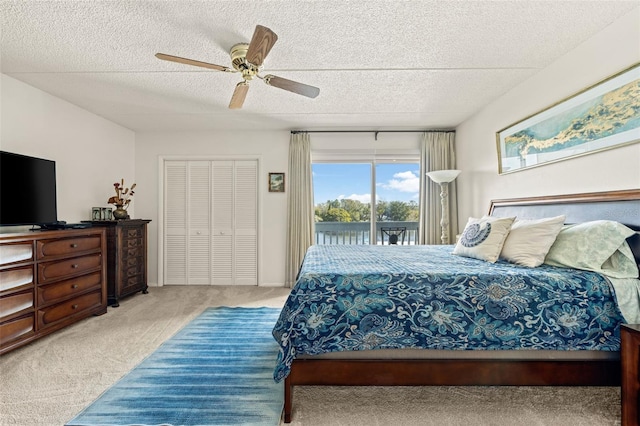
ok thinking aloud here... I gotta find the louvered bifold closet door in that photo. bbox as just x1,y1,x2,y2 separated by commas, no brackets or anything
187,162,211,285
163,159,258,286
212,161,234,285
234,161,258,285
164,162,188,284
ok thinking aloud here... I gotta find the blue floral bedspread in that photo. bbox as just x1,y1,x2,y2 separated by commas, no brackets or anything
272,245,626,382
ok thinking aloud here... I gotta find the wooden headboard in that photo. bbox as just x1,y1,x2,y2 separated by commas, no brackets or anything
488,189,640,269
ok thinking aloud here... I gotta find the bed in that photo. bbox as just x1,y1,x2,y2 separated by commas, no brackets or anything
273,189,640,423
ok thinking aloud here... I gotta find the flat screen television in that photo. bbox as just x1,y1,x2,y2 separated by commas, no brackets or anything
0,151,58,227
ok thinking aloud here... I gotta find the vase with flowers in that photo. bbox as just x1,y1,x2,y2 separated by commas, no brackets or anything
108,179,136,220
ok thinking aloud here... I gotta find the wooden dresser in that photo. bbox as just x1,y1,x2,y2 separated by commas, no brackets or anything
621,323,640,426
84,220,151,307
0,228,107,355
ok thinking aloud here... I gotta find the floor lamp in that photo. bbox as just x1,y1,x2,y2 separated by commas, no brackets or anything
426,169,461,245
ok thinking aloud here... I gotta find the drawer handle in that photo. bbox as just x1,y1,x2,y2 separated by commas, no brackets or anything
71,264,79,269
72,304,78,309
70,243,78,248
72,284,79,289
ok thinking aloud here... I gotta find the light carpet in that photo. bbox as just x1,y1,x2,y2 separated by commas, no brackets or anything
0,286,621,426
66,306,283,426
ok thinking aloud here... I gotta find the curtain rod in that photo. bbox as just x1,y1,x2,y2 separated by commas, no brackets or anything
291,129,455,141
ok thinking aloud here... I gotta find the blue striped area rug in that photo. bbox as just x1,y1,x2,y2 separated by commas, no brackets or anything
67,307,283,426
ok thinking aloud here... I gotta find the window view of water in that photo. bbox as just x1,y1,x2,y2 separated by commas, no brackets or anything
313,162,420,245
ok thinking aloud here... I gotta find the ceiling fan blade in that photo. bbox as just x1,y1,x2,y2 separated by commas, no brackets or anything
263,75,320,98
229,82,250,109
245,25,278,67
155,53,232,72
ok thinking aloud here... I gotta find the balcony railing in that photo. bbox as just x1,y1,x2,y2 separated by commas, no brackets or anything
314,221,419,245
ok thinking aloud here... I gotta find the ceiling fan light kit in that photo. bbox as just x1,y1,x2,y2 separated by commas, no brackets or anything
156,25,320,109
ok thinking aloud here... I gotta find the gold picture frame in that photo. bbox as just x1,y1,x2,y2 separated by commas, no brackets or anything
496,62,640,174
268,172,285,192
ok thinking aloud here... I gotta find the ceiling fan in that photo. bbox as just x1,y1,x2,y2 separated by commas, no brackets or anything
156,25,320,109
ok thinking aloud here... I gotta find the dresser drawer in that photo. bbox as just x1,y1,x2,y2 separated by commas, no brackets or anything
0,266,34,292
37,272,102,306
0,229,106,354
124,227,143,239
122,274,144,292
125,256,143,268
38,254,102,285
124,261,144,279
37,290,103,329
0,243,33,266
123,246,143,259
0,314,35,346
0,289,34,321
36,236,101,260
123,237,143,249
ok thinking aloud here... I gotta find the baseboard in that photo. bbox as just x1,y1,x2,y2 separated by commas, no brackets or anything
259,282,287,287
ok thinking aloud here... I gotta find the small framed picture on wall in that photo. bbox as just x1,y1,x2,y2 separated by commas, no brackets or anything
268,173,285,193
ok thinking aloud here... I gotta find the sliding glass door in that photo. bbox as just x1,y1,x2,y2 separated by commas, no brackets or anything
312,161,419,245
374,163,420,245
313,163,372,244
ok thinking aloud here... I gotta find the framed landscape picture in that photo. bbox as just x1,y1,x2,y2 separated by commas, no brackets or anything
268,172,285,192
496,62,640,174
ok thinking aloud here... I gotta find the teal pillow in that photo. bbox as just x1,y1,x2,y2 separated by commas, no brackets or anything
544,220,638,278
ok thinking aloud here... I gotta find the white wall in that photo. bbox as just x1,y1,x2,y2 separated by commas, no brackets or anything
136,130,423,287
455,8,640,221
1,75,135,226
134,131,289,287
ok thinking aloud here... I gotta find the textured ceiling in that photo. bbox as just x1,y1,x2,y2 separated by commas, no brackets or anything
1,1,637,132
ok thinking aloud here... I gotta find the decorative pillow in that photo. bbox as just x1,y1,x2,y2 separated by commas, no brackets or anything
544,220,638,278
453,216,515,263
500,215,565,267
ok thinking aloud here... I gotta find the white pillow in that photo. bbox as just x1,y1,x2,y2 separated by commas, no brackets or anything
544,220,638,278
500,215,565,267
453,216,515,263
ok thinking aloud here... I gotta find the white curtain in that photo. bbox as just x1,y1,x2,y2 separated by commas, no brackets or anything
418,132,459,245
285,133,315,287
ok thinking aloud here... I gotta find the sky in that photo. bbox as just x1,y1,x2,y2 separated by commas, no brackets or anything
312,163,420,205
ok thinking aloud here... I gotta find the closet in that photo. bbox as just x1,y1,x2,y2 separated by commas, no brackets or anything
163,160,257,285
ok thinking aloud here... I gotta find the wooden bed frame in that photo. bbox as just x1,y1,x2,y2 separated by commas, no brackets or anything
283,189,640,423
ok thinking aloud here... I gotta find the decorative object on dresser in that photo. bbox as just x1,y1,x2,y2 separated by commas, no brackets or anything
107,179,136,220
621,324,640,426
101,207,113,221
84,220,151,307
92,207,113,221
0,228,108,355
